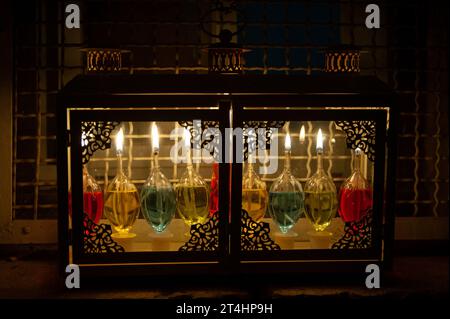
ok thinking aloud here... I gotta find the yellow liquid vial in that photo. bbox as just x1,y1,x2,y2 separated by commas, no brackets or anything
242,188,268,221
103,190,140,236
176,185,209,226
304,190,337,232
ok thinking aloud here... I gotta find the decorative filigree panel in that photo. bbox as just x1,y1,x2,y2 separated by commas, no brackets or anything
178,121,221,161
178,209,281,252
82,213,125,254
241,210,281,251
179,213,219,251
324,46,361,73
325,51,360,73
335,121,376,161
81,48,129,73
207,47,246,74
331,209,373,249
242,121,285,161
81,121,120,164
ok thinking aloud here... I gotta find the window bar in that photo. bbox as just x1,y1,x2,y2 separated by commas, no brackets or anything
33,2,43,220
390,6,401,214
412,9,421,217
152,1,157,73
349,0,355,46
174,0,180,75
432,47,443,216
306,1,312,76
59,1,64,104
262,1,268,75
196,2,202,71
283,1,290,75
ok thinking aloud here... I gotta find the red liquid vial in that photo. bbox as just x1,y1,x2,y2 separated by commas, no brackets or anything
209,162,219,216
338,148,373,223
83,191,104,224
68,166,103,224
338,188,372,223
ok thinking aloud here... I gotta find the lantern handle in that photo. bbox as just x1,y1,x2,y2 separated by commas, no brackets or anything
200,1,247,44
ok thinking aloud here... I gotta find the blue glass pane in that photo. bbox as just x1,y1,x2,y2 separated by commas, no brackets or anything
309,4,331,23
311,49,325,70
238,1,340,74
245,49,263,67
243,26,264,44
267,27,285,44
286,3,306,22
287,27,306,44
266,3,284,23
268,48,286,67
239,3,263,23
310,26,335,45
290,48,307,67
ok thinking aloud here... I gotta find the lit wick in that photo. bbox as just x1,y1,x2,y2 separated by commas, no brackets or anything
354,147,362,173
247,129,257,187
116,128,124,173
184,128,192,166
285,132,292,171
316,128,324,170
151,122,160,169
299,125,305,144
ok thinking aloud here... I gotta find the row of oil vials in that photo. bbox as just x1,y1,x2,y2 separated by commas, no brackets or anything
72,127,372,239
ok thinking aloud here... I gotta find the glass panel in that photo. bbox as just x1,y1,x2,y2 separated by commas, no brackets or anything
240,120,375,251
71,120,220,253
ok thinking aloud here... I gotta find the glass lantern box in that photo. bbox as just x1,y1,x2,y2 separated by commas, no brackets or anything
57,49,396,278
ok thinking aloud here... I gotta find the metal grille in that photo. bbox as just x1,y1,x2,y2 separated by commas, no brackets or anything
13,0,84,219
13,0,448,219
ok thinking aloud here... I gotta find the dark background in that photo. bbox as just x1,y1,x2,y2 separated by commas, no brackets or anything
0,0,448,301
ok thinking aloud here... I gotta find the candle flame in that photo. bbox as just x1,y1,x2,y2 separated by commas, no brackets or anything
355,147,361,155
151,122,159,152
116,128,124,154
299,125,305,143
285,132,291,151
316,129,323,152
184,128,191,148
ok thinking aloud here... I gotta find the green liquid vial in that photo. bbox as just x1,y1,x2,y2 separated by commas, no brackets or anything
141,184,176,233
269,191,304,233
268,147,304,234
